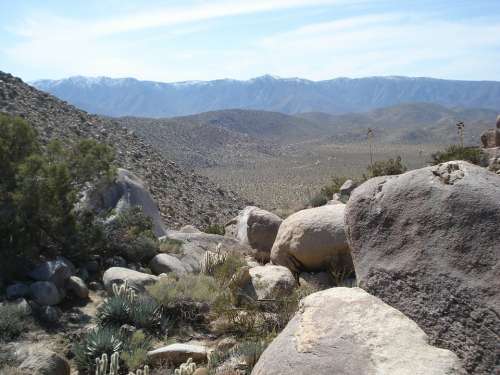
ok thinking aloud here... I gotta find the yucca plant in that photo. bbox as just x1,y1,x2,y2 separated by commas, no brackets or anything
74,326,124,373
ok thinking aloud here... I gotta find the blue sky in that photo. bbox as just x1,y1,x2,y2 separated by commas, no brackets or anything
1,0,499,82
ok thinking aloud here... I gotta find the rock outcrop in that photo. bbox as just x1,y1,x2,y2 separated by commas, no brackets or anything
270,205,352,274
252,287,464,375
82,168,166,237
480,115,500,148
226,206,282,262
242,265,296,301
345,161,500,374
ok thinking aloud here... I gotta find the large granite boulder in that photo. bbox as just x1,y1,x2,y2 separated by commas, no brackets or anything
226,206,282,262
81,168,166,237
252,287,465,375
147,343,207,366
102,267,158,292
270,204,352,274
30,281,63,306
345,161,500,374
150,253,189,276
12,343,70,375
161,230,256,273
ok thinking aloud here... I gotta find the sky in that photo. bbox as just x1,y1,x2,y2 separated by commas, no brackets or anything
1,0,500,83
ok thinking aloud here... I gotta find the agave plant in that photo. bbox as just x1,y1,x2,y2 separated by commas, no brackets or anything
129,297,163,332
97,295,132,327
74,326,124,373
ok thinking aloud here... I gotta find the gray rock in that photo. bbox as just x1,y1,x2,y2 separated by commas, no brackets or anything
226,206,282,262
147,343,207,366
14,343,70,375
30,281,63,306
81,168,167,237
271,204,353,274
180,225,202,233
339,179,357,200
102,267,158,292
66,276,89,299
298,271,334,290
345,161,500,374
243,265,296,301
163,230,256,273
28,257,75,288
39,305,62,323
252,287,465,375
6,283,30,300
150,254,188,276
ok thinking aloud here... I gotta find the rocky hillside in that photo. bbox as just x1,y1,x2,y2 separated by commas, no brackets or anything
0,71,247,228
32,75,500,117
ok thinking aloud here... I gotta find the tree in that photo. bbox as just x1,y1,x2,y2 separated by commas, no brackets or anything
0,114,115,278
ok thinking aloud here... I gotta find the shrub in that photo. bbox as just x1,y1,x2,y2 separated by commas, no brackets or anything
308,192,329,207
320,176,349,198
234,340,270,372
149,274,220,306
204,224,225,235
120,330,152,371
212,253,246,287
74,326,123,373
104,207,159,262
159,238,184,254
0,303,29,342
431,145,483,165
0,114,115,278
365,155,407,178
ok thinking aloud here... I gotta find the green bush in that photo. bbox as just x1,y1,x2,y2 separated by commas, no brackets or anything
120,330,152,371
431,145,483,165
212,253,246,287
159,238,184,254
128,297,163,332
0,304,29,342
0,114,115,278
308,193,329,207
365,156,407,178
309,176,350,207
204,224,225,235
104,207,159,262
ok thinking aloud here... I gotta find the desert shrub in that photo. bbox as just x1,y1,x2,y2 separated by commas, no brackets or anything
205,224,225,235
0,303,29,342
73,326,124,373
120,330,152,371
149,274,220,306
129,296,164,332
234,340,270,372
308,192,329,207
430,145,482,165
212,253,246,287
365,155,407,178
309,176,350,207
159,238,184,254
0,114,115,278
104,206,159,262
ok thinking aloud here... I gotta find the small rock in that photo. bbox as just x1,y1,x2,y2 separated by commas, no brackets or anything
67,276,89,299
6,283,30,300
102,267,158,292
30,281,63,306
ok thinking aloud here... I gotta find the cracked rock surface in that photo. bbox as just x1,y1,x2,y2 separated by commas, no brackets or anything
345,161,500,374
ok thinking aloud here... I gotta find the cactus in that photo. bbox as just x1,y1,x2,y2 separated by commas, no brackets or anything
95,352,119,375
128,365,150,375
200,243,228,275
112,281,136,303
174,358,197,375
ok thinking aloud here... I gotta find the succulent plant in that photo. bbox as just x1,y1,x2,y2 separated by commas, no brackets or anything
74,326,123,373
128,364,150,375
174,357,197,375
95,352,120,375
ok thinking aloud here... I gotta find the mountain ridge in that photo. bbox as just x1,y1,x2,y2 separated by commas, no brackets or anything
32,75,500,118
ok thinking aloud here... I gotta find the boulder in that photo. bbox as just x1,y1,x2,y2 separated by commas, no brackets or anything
345,161,500,374
13,343,70,375
28,257,75,288
226,206,283,262
30,281,63,306
252,287,465,375
480,128,500,148
150,254,189,276
6,283,30,300
162,230,255,273
102,267,158,292
147,343,207,366
339,179,357,200
66,276,89,299
298,271,334,290
270,204,352,274
242,265,296,301
81,168,166,237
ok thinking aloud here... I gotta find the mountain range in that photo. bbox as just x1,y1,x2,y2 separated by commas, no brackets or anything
32,75,500,118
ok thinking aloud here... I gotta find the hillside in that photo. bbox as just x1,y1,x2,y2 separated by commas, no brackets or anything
0,71,247,228
32,75,500,117
300,103,498,145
